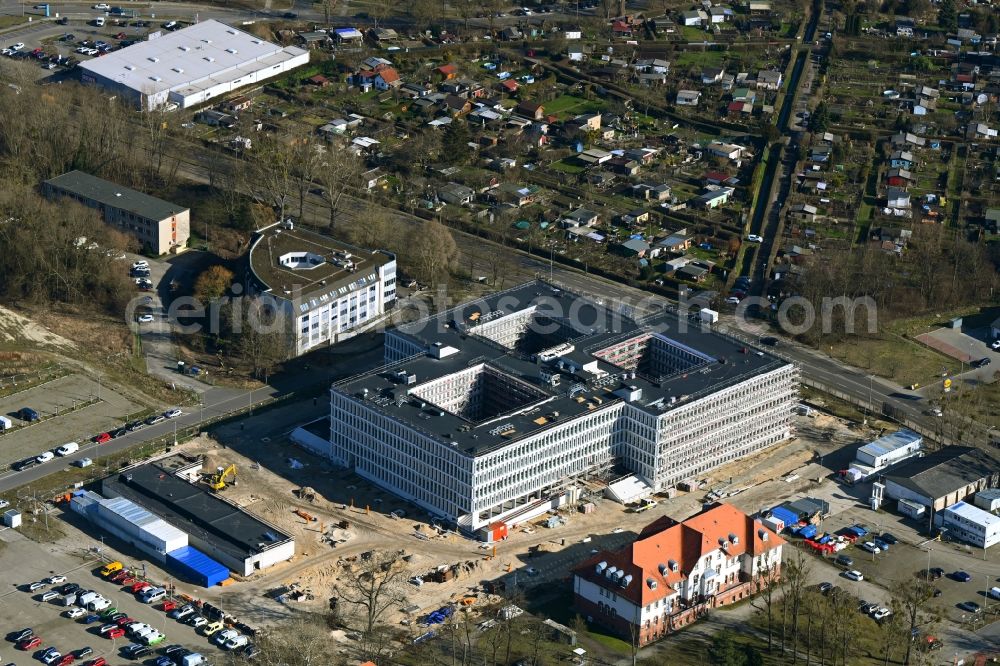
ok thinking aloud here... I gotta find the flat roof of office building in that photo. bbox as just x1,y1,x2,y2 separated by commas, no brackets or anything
102,461,292,562
79,19,306,97
45,170,187,221
247,222,394,305
337,280,791,456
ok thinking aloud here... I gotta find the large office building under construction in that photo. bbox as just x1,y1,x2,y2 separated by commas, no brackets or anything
314,281,798,540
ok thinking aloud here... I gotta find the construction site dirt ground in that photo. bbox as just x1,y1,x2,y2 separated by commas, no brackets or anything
28,406,873,642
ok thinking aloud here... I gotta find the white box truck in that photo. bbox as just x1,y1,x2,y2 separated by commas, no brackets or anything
699,308,719,324
0,415,12,431
181,654,205,666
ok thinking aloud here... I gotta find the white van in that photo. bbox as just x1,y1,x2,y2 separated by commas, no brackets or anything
88,596,112,612
141,587,166,604
93,17,105,26
56,442,80,456
77,591,101,607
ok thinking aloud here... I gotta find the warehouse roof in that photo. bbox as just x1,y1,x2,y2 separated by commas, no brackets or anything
102,461,292,562
247,222,395,305
45,170,187,221
884,445,999,501
79,19,306,97
338,280,791,456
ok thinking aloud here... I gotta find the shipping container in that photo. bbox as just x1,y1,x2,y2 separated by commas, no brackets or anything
166,546,230,587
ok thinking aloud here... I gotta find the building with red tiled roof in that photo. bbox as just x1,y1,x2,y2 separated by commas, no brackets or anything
374,66,402,90
437,64,458,79
573,503,783,646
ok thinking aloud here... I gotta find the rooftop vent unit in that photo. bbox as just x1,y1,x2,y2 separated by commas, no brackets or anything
172,67,184,73
179,45,190,51
148,57,159,62
226,29,237,34
226,48,238,54
149,76,161,81
647,578,657,589
729,533,739,544
124,64,135,70
759,529,768,541
668,560,678,572
202,38,212,44
595,561,607,575
605,566,618,579
204,56,215,62
620,574,632,588
658,563,667,575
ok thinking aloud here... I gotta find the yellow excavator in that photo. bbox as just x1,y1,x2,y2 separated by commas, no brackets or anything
207,464,236,491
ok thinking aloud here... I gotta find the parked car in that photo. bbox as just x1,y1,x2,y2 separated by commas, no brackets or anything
818,582,832,593
928,567,944,579
747,234,763,243
879,533,898,545
74,458,93,468
64,607,87,619
952,571,971,582
972,357,991,368
36,451,55,464
144,414,165,425
92,432,112,444
11,628,33,642
18,635,42,650
164,408,182,419
40,591,61,602
137,314,154,324
168,604,195,620
844,570,864,581
835,554,854,567
41,648,62,665
957,601,981,613
18,407,40,421
860,541,881,554
82,659,107,666
46,575,67,584
29,581,50,591
872,608,892,622
873,538,890,551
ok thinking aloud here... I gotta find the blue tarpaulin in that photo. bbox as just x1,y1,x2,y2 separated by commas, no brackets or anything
166,546,229,587
797,524,818,539
769,506,798,529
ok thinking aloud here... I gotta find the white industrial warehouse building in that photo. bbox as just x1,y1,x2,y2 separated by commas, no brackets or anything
318,281,798,540
79,20,309,110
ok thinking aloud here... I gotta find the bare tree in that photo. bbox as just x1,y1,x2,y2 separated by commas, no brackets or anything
896,578,935,665
405,218,458,284
236,297,288,380
332,550,409,661
226,616,338,665
785,550,811,662
749,560,779,652
315,148,362,231
289,131,325,221
246,134,296,227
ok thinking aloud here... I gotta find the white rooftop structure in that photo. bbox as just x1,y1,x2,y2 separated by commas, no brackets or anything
856,428,922,469
79,19,309,110
937,501,1000,549
605,475,654,504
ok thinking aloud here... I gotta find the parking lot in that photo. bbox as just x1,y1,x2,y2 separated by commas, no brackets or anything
0,529,227,665
788,480,1000,636
0,374,145,469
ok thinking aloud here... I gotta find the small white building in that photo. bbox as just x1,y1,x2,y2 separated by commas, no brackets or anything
856,429,922,468
935,501,1000,549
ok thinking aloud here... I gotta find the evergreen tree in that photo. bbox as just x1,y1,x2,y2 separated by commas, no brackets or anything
937,0,957,30
441,120,470,164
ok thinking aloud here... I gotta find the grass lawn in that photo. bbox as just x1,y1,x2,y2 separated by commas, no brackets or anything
0,16,28,30
681,25,713,41
543,94,604,118
549,159,586,175
825,334,959,387
675,50,725,68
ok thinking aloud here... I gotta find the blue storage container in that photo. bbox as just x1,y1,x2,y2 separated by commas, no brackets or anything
798,524,818,539
166,546,230,587
769,506,799,529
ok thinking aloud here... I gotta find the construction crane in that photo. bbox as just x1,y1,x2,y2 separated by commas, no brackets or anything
207,464,237,491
